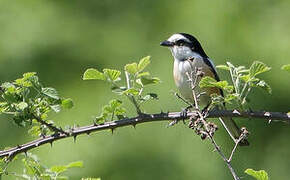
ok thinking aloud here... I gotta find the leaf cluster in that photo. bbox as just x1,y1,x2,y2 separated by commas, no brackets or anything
200,61,271,109
83,56,159,122
0,72,73,137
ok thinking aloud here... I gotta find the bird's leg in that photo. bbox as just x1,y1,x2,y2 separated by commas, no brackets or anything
168,105,193,127
201,104,210,117
181,105,193,123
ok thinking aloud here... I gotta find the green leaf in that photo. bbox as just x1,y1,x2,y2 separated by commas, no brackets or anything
50,105,61,113
83,68,105,80
124,63,138,74
216,65,230,71
224,93,239,104
103,69,121,81
61,98,74,109
16,102,28,110
82,178,101,180
109,99,122,109
50,165,67,174
245,169,268,180
137,72,150,78
42,87,59,100
249,61,271,77
122,88,139,96
23,72,37,79
138,56,150,72
55,176,69,180
199,76,233,92
281,64,290,72
240,75,251,83
66,161,83,168
140,77,160,86
141,93,158,101
251,80,272,94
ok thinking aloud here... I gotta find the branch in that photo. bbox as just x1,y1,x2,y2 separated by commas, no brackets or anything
0,110,289,160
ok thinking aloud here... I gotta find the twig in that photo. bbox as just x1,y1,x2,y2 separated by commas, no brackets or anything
32,114,68,135
185,67,240,180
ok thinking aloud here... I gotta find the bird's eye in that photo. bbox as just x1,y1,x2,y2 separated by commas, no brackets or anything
176,40,185,46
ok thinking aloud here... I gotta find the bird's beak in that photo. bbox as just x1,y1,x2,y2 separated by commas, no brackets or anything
160,40,173,47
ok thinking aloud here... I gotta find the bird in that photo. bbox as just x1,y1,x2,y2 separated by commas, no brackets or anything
160,33,249,146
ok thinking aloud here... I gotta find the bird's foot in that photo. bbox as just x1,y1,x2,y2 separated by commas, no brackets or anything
201,104,210,117
167,105,192,127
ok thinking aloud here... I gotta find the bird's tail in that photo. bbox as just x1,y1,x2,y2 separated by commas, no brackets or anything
218,116,249,146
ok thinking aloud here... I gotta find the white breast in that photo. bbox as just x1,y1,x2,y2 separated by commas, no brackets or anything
173,58,211,107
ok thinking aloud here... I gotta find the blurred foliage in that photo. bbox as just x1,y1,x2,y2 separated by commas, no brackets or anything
0,0,290,179
4,153,83,180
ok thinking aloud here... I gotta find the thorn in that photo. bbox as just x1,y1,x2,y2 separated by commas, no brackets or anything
73,135,77,143
132,123,136,129
232,109,240,115
264,112,271,117
50,141,53,147
268,119,272,124
111,128,114,134
86,132,91,136
24,151,27,156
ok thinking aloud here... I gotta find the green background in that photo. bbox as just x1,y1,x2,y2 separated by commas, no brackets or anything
0,0,290,179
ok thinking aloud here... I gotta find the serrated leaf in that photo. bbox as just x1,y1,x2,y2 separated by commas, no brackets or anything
66,161,83,168
245,169,268,180
124,63,138,74
61,98,74,109
216,65,230,71
240,75,251,82
138,56,150,72
249,61,271,77
42,87,59,100
224,94,239,104
122,88,139,96
23,72,37,79
199,76,233,92
141,93,158,101
252,80,272,94
50,165,67,174
109,99,122,109
137,72,150,78
83,68,105,80
50,105,61,113
140,77,160,86
281,64,290,72
16,102,28,110
103,69,121,81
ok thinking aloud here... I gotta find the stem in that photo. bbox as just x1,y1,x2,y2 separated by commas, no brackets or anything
125,71,142,114
229,68,239,94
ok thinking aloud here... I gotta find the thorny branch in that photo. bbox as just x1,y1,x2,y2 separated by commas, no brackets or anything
0,110,289,160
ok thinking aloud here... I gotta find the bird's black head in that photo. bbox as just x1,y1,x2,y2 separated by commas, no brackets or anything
160,33,208,59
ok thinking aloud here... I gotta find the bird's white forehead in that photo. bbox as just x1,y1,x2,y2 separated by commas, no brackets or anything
167,34,190,42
